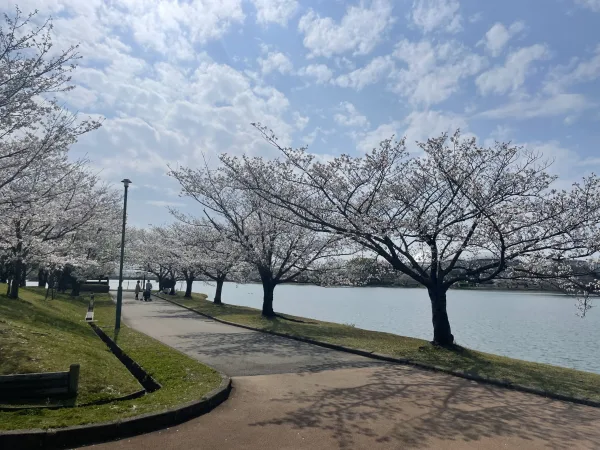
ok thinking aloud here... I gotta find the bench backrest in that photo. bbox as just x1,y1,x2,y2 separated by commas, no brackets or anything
81,283,109,293
0,364,80,399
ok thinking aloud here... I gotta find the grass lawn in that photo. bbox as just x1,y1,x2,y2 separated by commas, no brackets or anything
171,292,600,403
0,286,222,431
0,286,141,406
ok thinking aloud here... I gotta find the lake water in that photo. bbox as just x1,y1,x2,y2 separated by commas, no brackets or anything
112,279,599,374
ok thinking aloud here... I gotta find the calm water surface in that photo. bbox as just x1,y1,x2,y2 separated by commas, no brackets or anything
113,279,599,374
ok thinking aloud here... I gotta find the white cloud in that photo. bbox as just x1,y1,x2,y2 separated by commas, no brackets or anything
476,44,549,95
143,184,181,197
469,12,483,23
334,102,370,128
298,0,394,58
301,127,335,146
146,200,186,208
70,51,298,183
258,51,293,75
120,0,245,56
484,133,599,186
297,64,334,84
334,56,394,90
410,0,462,34
402,110,469,148
479,93,590,119
334,57,356,71
390,40,486,105
544,44,600,94
292,111,310,130
573,0,600,12
348,111,471,168
485,125,514,145
479,21,525,57
6,0,598,226
523,140,600,187
355,122,401,153
250,0,298,25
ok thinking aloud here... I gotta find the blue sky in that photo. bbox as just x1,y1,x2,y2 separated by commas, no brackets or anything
6,0,600,227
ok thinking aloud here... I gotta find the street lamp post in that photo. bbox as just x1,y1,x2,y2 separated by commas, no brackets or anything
115,178,132,331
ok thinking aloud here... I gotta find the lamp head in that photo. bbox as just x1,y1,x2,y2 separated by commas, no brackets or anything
121,178,132,188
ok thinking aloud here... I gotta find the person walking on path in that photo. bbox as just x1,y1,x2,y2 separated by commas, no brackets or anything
144,281,153,302
134,280,141,300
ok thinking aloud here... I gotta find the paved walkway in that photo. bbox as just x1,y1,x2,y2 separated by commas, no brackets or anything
117,292,383,376
88,292,600,450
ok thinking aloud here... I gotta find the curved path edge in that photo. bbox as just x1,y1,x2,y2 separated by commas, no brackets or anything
155,293,600,409
0,370,232,450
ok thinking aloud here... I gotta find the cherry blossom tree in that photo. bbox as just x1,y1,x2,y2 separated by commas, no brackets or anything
128,227,175,292
166,219,242,303
0,7,101,198
150,224,200,297
0,158,119,299
169,164,345,317
51,196,122,296
219,125,600,345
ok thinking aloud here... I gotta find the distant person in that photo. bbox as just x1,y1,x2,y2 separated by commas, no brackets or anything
144,281,153,302
134,280,141,300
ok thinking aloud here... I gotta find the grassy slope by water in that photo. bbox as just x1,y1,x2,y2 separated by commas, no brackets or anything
172,292,600,403
0,286,222,431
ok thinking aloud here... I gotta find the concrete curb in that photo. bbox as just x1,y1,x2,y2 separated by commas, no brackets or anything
155,293,600,410
0,375,232,450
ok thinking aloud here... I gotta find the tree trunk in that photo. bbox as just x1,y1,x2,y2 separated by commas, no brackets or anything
38,269,48,287
57,270,69,293
428,287,454,346
9,260,21,299
71,281,81,297
261,281,275,317
20,264,26,287
46,273,54,300
214,277,225,304
185,277,194,298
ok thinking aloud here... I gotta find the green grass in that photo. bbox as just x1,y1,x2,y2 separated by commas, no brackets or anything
0,286,141,406
0,286,222,431
172,292,600,403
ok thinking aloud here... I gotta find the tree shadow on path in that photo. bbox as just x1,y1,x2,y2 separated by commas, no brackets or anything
173,331,386,375
250,365,600,449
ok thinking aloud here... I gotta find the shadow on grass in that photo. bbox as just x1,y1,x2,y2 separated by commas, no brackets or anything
250,365,600,449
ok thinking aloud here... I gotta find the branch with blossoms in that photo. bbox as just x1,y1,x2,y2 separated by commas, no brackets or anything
215,123,600,346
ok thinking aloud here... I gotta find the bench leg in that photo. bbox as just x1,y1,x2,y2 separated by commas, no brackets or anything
68,364,80,395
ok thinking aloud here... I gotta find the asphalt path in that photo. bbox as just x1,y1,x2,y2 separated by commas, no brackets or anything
117,291,384,376
85,291,600,449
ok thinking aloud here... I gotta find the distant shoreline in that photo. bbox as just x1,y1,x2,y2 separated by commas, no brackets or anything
23,276,563,296
94,277,568,295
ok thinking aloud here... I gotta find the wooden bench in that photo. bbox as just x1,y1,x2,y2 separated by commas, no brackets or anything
0,364,80,400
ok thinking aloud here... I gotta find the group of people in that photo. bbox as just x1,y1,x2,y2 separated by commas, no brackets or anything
134,280,153,301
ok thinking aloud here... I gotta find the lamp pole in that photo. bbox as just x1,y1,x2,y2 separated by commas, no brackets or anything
115,179,132,331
